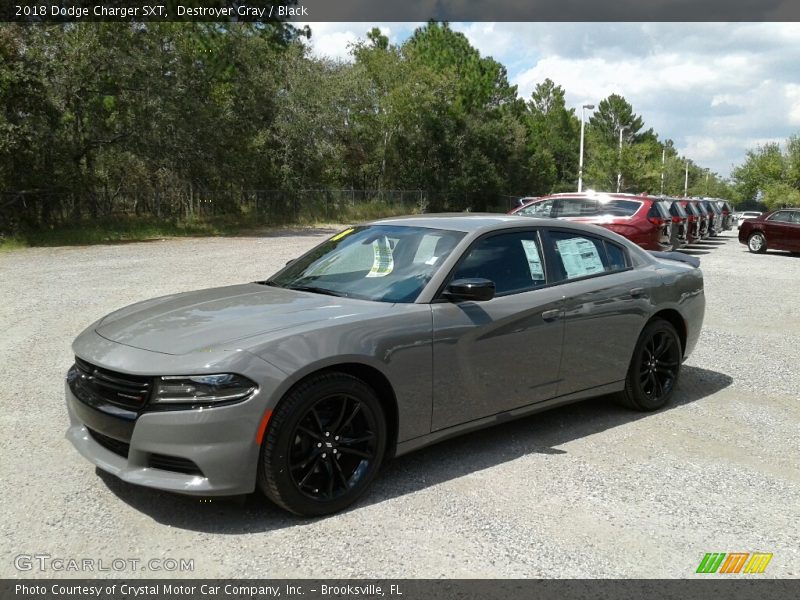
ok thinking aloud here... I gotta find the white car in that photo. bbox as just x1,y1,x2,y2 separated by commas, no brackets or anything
736,211,763,228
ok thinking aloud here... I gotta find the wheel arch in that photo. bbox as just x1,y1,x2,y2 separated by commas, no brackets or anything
648,308,687,355
269,360,400,462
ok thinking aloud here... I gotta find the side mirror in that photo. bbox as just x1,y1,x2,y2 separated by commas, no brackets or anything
444,278,495,302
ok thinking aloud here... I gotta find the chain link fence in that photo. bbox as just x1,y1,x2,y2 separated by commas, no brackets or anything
0,188,525,234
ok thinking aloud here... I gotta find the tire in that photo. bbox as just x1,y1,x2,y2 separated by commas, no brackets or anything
258,371,386,516
747,232,767,254
616,319,682,411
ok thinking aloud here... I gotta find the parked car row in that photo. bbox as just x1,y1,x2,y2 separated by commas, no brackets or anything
738,208,800,254
509,193,735,251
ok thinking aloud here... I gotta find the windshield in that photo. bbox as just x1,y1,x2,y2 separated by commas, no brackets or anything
266,225,465,303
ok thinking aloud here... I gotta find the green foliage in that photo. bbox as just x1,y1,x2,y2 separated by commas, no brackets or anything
1,20,753,240
524,79,580,193
731,143,786,202
761,182,800,211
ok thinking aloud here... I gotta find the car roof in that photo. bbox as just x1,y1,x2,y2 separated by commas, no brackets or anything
523,192,651,202
370,213,542,233
369,213,614,235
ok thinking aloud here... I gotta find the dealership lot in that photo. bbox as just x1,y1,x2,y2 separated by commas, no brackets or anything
0,229,798,578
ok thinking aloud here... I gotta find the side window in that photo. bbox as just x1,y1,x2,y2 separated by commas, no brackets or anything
554,197,597,217
547,231,623,282
517,199,553,217
451,231,546,296
769,211,791,223
790,212,800,224
604,241,629,272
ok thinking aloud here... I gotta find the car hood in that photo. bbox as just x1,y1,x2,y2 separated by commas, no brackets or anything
95,283,390,355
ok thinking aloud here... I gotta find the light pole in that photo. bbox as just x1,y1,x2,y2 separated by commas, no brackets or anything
577,103,594,192
684,160,689,196
616,126,629,193
660,147,666,195
705,168,710,195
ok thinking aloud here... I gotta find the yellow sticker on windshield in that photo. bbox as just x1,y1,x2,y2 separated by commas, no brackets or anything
366,237,394,278
330,228,355,242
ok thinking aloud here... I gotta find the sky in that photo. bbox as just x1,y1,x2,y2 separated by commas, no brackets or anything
299,22,800,178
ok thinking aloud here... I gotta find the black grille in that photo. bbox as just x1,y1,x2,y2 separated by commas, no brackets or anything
88,428,130,458
72,357,152,410
148,454,204,476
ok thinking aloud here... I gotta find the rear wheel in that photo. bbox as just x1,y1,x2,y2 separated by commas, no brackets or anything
616,319,682,411
258,372,386,516
747,232,767,253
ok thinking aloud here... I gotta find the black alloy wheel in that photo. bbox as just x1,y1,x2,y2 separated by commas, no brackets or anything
617,319,682,411
258,372,386,516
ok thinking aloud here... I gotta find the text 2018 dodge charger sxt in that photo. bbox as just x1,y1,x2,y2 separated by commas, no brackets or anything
66,215,705,515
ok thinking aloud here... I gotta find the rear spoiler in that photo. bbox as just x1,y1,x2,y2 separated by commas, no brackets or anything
649,251,700,268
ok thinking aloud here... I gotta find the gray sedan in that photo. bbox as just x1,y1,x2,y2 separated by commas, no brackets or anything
66,215,705,515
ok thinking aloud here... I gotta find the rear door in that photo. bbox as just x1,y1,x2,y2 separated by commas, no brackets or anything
541,229,653,395
787,211,800,250
765,211,794,249
431,229,565,430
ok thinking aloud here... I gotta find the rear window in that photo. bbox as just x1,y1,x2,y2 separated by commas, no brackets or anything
651,201,671,220
684,203,700,217
669,202,687,218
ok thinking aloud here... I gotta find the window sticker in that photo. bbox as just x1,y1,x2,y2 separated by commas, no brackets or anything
366,236,394,277
556,237,604,279
330,227,355,242
521,240,544,279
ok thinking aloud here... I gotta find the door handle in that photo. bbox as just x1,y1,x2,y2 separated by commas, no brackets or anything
629,287,646,298
542,309,562,322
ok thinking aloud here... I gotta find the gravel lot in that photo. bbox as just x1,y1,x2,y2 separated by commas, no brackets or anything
1,227,798,579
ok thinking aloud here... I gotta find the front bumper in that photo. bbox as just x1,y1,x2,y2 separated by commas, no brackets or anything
65,382,265,496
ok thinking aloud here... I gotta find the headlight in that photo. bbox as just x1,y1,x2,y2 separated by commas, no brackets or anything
153,374,257,405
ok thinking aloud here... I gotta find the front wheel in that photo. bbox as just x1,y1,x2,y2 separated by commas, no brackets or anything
258,372,386,516
748,232,767,253
616,319,682,411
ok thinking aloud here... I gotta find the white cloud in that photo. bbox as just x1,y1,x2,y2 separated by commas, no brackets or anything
299,22,419,62
299,22,800,176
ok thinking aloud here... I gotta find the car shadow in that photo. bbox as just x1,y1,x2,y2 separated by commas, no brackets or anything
736,249,800,258
98,365,732,533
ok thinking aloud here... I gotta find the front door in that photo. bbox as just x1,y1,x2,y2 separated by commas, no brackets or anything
431,230,565,431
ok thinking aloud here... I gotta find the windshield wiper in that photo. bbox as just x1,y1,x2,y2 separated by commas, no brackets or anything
256,280,282,287
286,285,347,298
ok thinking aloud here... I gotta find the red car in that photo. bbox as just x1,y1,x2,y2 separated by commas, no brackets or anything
510,193,673,251
739,208,800,254
678,199,705,243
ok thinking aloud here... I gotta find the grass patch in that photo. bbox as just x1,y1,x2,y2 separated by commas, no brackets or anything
2,216,245,249
0,201,418,250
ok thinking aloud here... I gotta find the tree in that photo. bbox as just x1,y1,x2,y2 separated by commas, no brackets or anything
524,79,580,193
588,94,647,146
731,142,786,202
